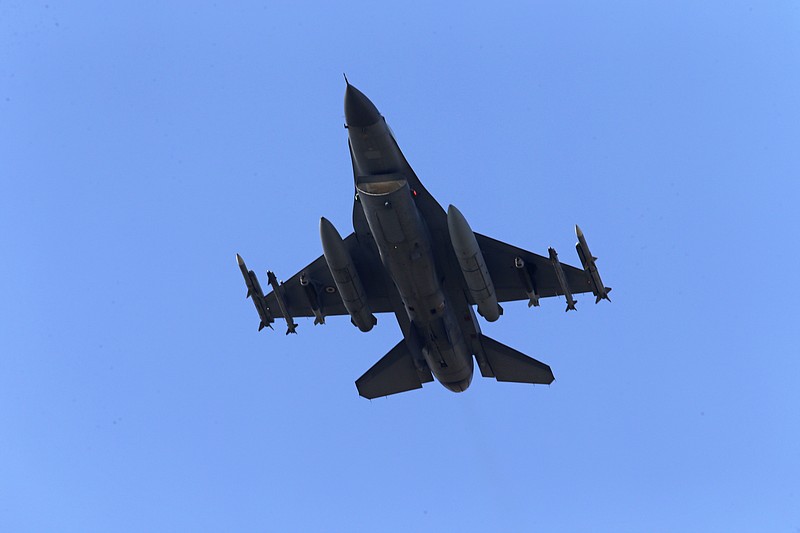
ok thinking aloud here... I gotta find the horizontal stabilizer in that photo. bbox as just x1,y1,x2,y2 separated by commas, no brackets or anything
356,340,433,399
479,334,554,385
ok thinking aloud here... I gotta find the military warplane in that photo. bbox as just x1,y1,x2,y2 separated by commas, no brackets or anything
237,80,611,399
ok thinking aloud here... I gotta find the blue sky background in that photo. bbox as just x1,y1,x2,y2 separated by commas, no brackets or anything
2,1,799,531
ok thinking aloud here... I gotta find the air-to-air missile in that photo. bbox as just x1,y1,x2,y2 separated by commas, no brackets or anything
265,270,298,335
574,225,612,303
447,205,502,321
549,247,577,312
236,254,274,331
319,216,377,332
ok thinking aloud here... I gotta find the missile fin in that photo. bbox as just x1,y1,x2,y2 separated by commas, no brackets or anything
595,287,612,303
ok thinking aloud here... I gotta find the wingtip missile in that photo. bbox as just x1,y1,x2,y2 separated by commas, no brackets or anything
236,253,249,281
236,254,275,331
574,226,611,304
236,254,252,299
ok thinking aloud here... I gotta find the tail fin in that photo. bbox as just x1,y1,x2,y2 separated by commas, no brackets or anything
355,340,433,399
478,334,554,385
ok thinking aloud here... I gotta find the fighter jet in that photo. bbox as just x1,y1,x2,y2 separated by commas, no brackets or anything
237,80,611,399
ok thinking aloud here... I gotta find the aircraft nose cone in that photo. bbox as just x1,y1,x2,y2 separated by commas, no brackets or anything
344,83,381,127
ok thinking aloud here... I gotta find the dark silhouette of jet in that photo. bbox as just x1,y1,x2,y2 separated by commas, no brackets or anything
237,81,611,398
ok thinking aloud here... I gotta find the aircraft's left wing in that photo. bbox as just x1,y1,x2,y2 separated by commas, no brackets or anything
237,233,395,333
475,231,610,310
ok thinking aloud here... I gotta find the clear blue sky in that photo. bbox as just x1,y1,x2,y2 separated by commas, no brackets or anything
2,1,799,531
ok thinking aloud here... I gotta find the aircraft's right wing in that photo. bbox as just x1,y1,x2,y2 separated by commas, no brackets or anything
237,232,395,333
475,233,598,305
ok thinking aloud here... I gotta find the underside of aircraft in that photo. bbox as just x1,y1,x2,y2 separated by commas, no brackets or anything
237,80,611,398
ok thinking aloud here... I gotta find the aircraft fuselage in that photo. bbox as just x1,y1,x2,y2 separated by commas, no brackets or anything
346,88,474,392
